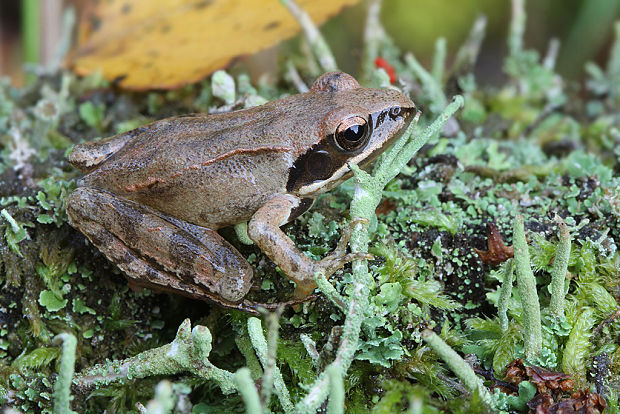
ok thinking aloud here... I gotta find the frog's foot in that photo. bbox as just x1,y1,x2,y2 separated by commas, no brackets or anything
248,194,374,299
293,218,373,298
66,187,253,307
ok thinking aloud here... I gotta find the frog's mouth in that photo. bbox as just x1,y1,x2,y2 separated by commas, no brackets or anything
291,106,417,197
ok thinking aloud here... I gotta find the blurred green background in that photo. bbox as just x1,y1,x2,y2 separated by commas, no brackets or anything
323,0,620,81
1,0,619,86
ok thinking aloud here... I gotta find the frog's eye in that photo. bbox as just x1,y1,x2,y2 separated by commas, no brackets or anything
334,116,369,151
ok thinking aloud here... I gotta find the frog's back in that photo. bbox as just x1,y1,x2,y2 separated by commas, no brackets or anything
70,100,323,229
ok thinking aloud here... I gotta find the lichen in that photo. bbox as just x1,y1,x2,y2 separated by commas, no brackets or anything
1,0,619,412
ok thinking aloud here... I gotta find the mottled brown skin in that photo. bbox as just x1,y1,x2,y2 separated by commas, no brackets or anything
66,72,416,312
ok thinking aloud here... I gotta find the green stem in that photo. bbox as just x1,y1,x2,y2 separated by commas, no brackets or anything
295,97,463,413
146,381,174,414
74,320,236,394
247,317,294,413
261,312,280,408
498,259,515,332
405,53,447,113
281,0,338,72
53,333,77,414
326,365,344,414
513,215,542,359
300,334,320,367
508,0,526,58
421,329,495,409
315,272,347,312
1,209,22,233
451,16,487,76
432,37,446,85
22,0,39,84
235,368,262,414
562,307,595,378
360,0,384,84
235,331,263,380
549,215,571,318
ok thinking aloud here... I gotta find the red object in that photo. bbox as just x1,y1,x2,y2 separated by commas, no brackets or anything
374,57,397,84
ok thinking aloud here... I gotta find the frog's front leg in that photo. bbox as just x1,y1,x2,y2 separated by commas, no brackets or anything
248,194,369,297
66,187,253,306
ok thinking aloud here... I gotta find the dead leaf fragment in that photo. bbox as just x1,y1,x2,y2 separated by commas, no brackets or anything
503,359,606,414
71,0,360,90
474,222,514,265
526,365,573,394
528,390,606,414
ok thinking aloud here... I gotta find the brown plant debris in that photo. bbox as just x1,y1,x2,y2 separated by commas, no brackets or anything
474,222,514,265
503,359,606,414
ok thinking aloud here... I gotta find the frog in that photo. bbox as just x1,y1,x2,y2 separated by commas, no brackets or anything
66,72,416,313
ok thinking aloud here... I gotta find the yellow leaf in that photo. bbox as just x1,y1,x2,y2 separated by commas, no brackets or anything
71,0,360,90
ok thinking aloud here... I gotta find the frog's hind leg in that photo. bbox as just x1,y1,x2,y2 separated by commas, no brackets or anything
66,187,253,305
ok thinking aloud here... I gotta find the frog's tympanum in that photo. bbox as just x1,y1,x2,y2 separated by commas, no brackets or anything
66,72,416,312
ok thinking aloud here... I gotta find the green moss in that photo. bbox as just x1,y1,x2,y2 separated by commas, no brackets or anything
2,1,620,411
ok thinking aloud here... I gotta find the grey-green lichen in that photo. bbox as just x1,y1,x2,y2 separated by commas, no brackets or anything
74,319,236,394
1,0,620,412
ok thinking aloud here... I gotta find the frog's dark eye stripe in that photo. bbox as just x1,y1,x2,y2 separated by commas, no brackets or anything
334,116,369,151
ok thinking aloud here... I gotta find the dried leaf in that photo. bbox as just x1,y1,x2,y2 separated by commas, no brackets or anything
71,0,360,90
474,222,514,265
504,358,528,385
525,365,573,394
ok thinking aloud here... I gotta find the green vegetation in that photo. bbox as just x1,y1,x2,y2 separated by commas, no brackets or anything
1,0,619,412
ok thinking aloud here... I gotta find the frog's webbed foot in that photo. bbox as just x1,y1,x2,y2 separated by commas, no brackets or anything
296,217,372,297
66,187,253,307
248,195,373,299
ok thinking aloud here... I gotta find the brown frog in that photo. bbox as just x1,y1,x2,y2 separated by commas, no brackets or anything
66,72,416,312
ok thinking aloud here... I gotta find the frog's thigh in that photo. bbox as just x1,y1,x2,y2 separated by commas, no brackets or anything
66,187,252,303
